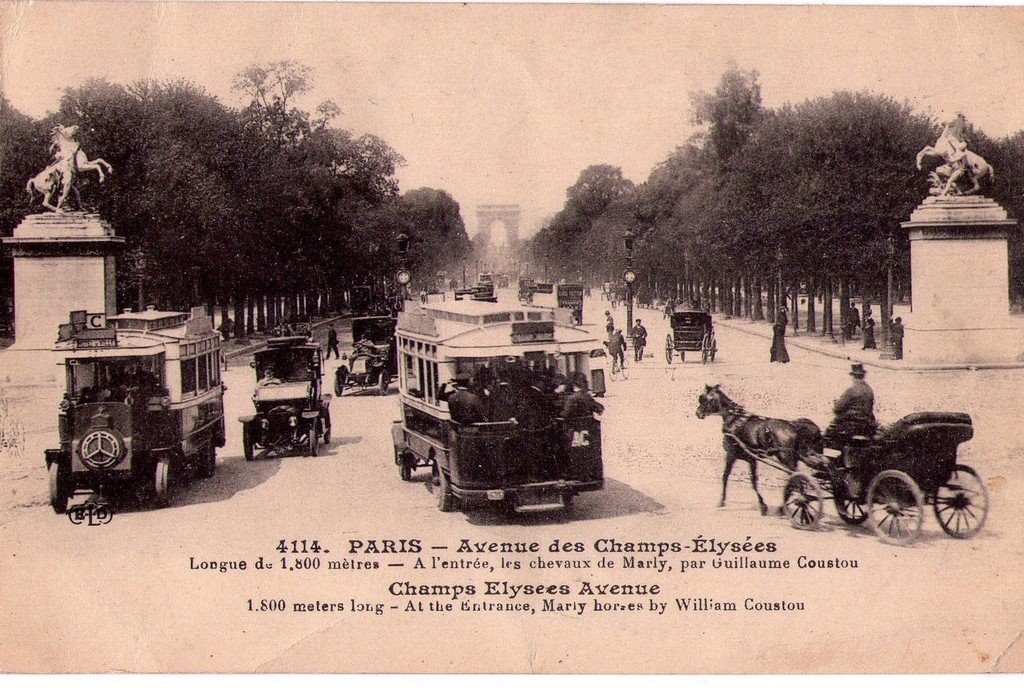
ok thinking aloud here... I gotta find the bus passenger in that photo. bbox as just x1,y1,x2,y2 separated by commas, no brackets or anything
561,374,605,420
441,375,486,425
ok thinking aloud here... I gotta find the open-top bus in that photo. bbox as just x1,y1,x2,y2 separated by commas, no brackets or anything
391,299,605,514
47,307,226,511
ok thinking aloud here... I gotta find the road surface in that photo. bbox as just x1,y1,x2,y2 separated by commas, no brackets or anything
1,295,1022,673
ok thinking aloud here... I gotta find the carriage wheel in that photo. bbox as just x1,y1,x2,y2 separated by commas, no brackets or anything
833,482,869,525
867,470,924,545
933,464,989,539
701,338,710,365
710,337,717,363
783,473,824,530
665,343,673,365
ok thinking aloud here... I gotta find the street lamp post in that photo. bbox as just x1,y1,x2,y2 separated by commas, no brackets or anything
395,232,411,312
885,229,895,348
623,229,637,338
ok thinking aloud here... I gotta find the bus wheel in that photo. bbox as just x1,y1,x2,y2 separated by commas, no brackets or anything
435,467,457,512
48,461,70,514
197,442,216,479
378,373,389,395
397,448,413,481
152,455,174,508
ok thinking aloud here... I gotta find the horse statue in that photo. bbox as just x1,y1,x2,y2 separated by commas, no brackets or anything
695,385,823,515
25,125,112,212
915,115,993,197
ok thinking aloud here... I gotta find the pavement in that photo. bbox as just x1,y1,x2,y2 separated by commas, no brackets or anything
697,309,1024,372
0,293,1022,672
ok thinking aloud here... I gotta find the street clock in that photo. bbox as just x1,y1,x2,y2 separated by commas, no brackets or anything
623,269,637,285
396,269,412,286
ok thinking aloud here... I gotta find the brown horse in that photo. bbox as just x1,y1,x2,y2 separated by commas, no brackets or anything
696,385,822,515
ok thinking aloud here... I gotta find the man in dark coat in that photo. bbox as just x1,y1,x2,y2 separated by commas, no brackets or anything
561,374,605,420
633,319,648,362
440,375,486,425
325,324,340,359
891,317,905,359
825,363,876,447
826,363,877,493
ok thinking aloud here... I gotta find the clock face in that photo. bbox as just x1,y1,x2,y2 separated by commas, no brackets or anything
396,270,412,286
623,269,637,284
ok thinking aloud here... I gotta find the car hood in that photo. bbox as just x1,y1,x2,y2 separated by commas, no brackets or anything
254,382,311,403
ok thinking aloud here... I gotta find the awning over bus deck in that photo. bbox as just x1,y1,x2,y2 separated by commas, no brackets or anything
432,322,598,358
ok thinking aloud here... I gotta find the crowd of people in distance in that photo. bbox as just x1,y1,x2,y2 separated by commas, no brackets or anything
438,360,603,429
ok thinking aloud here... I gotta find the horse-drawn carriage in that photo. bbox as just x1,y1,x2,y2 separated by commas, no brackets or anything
666,310,716,364
696,385,988,545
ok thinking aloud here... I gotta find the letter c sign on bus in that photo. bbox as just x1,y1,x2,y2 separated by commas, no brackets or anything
85,313,107,330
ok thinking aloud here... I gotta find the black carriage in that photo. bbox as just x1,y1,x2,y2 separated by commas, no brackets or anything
666,310,716,364
782,412,987,545
240,336,332,459
335,316,397,395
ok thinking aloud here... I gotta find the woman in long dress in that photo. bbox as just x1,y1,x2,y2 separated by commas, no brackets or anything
770,307,790,363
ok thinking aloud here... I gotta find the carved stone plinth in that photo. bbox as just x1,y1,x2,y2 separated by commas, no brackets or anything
1,213,124,351
901,197,1023,364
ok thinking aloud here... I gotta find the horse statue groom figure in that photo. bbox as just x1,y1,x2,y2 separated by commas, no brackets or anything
915,113,993,197
25,124,113,212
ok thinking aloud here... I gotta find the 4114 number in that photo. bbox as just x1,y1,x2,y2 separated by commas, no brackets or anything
277,539,327,554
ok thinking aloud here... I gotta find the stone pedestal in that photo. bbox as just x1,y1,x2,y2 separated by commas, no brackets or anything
901,197,1023,364
1,213,124,351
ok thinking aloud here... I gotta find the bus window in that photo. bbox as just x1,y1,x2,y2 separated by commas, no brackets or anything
182,358,198,395
198,353,210,391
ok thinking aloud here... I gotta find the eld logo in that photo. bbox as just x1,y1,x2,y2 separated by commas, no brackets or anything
67,503,114,526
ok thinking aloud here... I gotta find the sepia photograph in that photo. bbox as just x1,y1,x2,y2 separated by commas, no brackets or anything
1,1,1023,675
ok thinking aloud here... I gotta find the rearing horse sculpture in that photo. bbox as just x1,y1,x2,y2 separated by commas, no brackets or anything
695,385,822,515
915,116,993,197
25,125,112,212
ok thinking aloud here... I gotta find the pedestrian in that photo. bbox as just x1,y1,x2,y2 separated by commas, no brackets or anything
633,319,648,362
891,316,905,360
605,311,615,338
848,302,861,335
219,317,233,341
862,317,876,350
770,307,790,363
325,324,340,359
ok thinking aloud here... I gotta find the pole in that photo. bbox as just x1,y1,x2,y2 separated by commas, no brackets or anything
885,230,895,347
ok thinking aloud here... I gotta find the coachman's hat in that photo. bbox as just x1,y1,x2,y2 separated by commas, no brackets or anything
850,363,866,379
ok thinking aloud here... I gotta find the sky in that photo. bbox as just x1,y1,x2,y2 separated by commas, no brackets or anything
3,3,1024,240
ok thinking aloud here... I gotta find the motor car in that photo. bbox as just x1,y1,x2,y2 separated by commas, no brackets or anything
240,336,331,459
